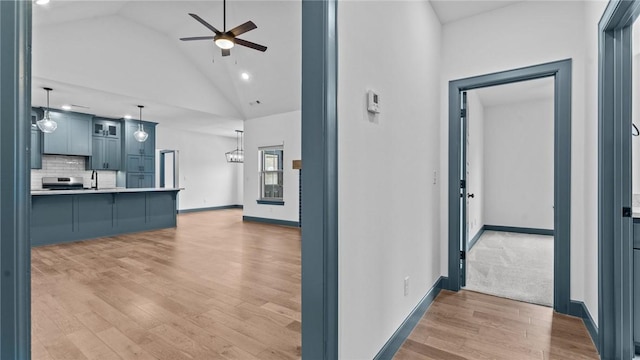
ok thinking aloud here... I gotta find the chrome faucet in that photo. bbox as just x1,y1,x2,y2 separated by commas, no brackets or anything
91,170,98,190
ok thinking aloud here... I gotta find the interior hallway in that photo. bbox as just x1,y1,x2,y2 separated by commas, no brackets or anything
31,209,301,360
395,290,598,360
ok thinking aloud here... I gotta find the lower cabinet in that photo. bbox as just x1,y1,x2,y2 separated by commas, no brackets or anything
31,191,178,246
635,249,640,348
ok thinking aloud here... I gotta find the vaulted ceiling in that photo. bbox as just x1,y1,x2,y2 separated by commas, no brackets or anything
31,0,529,137
31,0,301,137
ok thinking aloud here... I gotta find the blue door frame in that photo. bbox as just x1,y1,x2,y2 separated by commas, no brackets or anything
448,59,573,315
598,1,639,358
0,0,340,358
0,1,32,358
301,0,339,358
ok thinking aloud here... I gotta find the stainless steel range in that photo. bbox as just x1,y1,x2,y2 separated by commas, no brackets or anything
41,177,85,190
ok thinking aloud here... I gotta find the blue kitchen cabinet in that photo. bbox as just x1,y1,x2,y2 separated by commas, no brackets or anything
90,136,121,170
126,155,154,173
125,121,156,156
93,118,120,138
127,173,154,188
31,190,179,246
121,119,157,188
31,129,42,169
635,249,639,352
30,109,42,169
43,110,92,156
89,118,121,170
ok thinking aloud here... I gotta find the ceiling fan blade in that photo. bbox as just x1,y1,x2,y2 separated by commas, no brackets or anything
189,13,221,35
221,49,231,57
235,38,267,52
180,36,215,41
228,21,257,37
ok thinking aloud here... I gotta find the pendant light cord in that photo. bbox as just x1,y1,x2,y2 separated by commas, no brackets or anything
138,105,144,130
223,0,226,32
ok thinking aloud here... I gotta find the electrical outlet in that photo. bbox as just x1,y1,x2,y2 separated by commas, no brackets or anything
433,171,437,185
404,276,410,296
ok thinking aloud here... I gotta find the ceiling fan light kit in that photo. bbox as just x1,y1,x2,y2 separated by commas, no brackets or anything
215,35,235,50
180,0,267,57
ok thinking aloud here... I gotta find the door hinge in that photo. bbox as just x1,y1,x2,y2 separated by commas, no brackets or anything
460,109,467,118
460,251,466,260
623,207,632,218
460,180,466,189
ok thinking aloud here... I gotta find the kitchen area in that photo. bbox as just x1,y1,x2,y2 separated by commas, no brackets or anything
30,104,181,246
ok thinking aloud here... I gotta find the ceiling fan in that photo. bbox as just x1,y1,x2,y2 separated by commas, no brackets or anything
180,0,267,57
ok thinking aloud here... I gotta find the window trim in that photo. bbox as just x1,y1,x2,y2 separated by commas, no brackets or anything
258,145,284,202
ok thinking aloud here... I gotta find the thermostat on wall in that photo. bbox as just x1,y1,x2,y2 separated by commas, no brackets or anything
367,90,380,113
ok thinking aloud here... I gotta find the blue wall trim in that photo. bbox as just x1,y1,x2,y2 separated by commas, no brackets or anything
448,59,573,316
242,216,300,228
373,276,448,360
484,225,554,236
256,199,285,206
568,300,599,353
468,225,486,251
178,205,243,214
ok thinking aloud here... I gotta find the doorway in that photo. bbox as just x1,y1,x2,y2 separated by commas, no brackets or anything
598,1,638,358
448,59,572,315
461,77,555,307
159,150,179,189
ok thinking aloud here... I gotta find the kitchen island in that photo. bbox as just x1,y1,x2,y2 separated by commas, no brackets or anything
31,188,181,246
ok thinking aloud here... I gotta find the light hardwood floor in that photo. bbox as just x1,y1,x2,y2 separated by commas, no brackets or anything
31,209,301,360
33,209,599,360
395,290,599,360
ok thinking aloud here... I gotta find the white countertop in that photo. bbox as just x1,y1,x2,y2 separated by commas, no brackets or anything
633,207,640,219
31,187,183,196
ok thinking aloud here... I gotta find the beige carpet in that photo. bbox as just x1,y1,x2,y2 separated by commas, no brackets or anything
464,230,554,307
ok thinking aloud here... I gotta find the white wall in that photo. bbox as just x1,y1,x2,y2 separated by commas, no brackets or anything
467,91,485,242
242,110,300,223
155,126,240,211
338,1,442,358
439,1,589,303
584,0,610,327
483,98,554,230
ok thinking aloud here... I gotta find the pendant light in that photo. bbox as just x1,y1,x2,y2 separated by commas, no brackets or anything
225,130,244,163
37,87,58,133
133,105,148,142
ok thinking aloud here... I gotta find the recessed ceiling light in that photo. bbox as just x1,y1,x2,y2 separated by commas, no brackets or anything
241,72,250,81
124,115,132,119
61,105,71,111
35,0,50,5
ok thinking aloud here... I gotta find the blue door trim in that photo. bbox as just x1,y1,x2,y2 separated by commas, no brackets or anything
0,0,32,358
598,1,639,358
448,59,572,315
568,300,600,352
301,0,339,358
373,277,447,360
483,225,554,236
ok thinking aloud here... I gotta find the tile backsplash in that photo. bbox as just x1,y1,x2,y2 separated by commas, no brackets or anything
31,155,117,190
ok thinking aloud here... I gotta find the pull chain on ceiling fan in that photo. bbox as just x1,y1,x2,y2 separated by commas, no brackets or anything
180,0,267,57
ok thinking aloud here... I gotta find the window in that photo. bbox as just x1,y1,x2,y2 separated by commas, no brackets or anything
259,146,284,204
